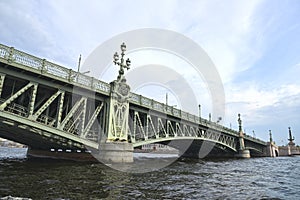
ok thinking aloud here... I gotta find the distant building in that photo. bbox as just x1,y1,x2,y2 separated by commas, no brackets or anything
141,143,178,154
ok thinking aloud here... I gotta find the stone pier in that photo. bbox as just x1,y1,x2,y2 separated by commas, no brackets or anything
236,149,251,158
265,130,279,157
97,143,133,163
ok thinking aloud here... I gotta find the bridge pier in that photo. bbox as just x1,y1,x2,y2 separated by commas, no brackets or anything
235,114,251,158
236,149,250,158
97,143,133,163
265,130,279,157
100,44,133,163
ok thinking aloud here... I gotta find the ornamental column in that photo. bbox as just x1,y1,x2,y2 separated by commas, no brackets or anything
236,113,250,158
98,42,133,163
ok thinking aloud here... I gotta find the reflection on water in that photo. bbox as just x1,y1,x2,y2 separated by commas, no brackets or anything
0,147,300,199
0,147,27,160
134,152,179,159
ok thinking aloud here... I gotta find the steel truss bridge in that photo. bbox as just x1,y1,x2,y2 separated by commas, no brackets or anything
0,43,268,161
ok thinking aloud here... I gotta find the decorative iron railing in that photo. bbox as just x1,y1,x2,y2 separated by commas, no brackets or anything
0,44,110,94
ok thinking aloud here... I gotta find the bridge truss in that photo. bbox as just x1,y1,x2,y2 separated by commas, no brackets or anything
128,109,237,152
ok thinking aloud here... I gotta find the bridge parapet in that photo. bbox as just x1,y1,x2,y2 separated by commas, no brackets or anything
0,44,111,95
244,134,266,145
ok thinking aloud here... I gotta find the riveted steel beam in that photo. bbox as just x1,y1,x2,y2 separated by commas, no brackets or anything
133,111,145,140
157,118,167,138
81,98,87,135
28,83,38,116
167,120,176,137
56,91,65,127
0,73,5,97
31,90,63,120
59,97,86,130
0,82,34,111
82,102,103,138
146,115,157,139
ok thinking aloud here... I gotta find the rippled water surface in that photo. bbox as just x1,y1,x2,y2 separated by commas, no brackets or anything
0,147,299,199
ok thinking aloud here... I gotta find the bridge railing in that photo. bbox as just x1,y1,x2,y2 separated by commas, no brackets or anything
0,44,111,95
244,134,266,145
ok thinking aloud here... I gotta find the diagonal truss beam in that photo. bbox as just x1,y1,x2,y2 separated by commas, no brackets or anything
146,115,157,139
82,102,103,138
28,83,38,116
0,82,34,111
167,121,176,137
133,111,145,139
56,91,65,127
59,97,86,130
31,90,63,120
176,123,183,136
0,73,6,97
158,118,167,137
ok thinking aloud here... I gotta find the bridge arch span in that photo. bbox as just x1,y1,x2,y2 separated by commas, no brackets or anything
133,136,238,158
245,147,265,157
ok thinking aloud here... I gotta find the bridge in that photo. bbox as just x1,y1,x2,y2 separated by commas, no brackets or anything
0,43,274,162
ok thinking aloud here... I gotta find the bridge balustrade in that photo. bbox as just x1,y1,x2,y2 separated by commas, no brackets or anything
0,44,111,95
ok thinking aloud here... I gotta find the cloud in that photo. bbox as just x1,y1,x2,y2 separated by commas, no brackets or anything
0,1,267,74
179,0,266,83
0,1,51,49
224,82,300,133
0,0,79,68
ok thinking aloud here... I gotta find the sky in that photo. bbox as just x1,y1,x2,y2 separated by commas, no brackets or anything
0,0,299,145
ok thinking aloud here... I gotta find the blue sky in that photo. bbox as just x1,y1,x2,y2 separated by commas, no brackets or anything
0,0,299,145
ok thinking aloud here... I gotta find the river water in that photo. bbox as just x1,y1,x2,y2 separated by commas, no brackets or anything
0,147,299,200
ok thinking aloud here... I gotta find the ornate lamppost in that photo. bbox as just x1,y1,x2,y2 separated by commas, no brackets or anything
107,42,131,142
100,42,134,163
269,130,273,143
113,42,131,80
288,127,295,146
198,104,201,122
